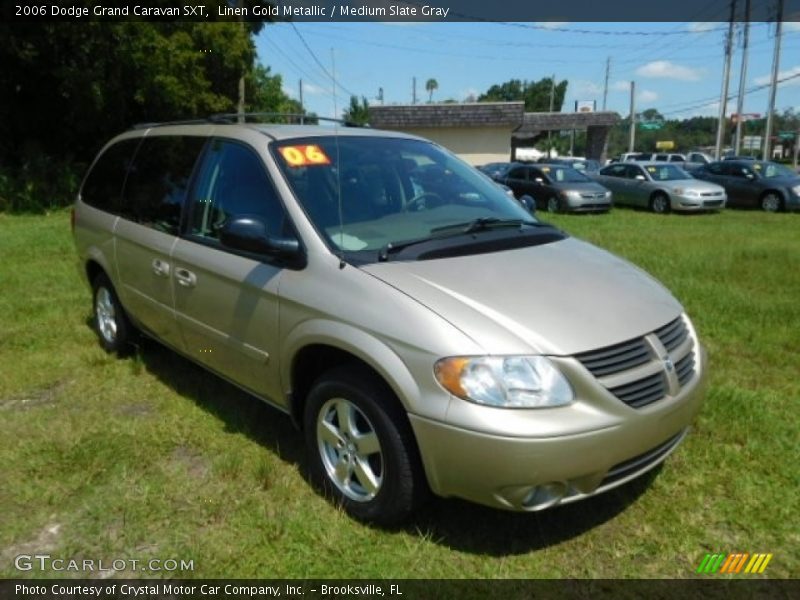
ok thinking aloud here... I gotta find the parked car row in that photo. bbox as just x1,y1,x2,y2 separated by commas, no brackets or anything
477,158,800,214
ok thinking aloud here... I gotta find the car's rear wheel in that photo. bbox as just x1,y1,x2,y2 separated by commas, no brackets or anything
650,193,671,214
760,192,782,212
304,366,427,526
92,274,134,354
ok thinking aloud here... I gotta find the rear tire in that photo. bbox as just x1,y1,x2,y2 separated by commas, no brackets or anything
304,366,427,526
91,274,134,355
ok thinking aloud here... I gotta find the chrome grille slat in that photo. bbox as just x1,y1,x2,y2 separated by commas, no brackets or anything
575,339,650,377
655,317,688,352
675,352,695,386
609,372,666,408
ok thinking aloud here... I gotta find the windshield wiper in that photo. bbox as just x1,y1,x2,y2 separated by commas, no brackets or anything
431,217,539,235
378,219,542,262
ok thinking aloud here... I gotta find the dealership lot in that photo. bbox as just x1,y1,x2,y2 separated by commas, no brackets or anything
0,209,797,578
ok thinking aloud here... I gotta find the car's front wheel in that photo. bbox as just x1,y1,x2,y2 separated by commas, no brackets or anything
304,366,427,526
650,193,671,214
760,192,783,212
547,196,561,213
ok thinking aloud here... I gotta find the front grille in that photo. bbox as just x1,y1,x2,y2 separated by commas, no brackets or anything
575,337,650,377
655,316,688,352
675,351,695,386
701,191,723,197
600,431,685,487
608,371,667,408
703,199,724,207
580,193,607,200
576,315,695,409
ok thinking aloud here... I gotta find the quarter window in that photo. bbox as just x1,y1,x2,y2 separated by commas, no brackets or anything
188,139,286,241
123,136,205,234
81,139,141,213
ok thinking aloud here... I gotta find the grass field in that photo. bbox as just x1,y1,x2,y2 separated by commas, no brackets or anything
1,208,798,579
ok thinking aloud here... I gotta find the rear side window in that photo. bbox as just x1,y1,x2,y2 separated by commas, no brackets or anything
123,136,206,235
80,139,141,213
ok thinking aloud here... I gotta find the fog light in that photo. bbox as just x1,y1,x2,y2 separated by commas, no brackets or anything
521,482,567,510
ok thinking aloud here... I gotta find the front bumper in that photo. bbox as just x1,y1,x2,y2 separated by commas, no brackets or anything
409,346,707,511
672,193,727,211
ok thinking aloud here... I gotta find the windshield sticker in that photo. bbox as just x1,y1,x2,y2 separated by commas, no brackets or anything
752,163,762,170
647,167,657,173
541,167,550,173
278,145,331,167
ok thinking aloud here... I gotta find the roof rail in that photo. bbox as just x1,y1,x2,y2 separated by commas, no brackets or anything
130,119,212,130
208,112,367,127
130,113,368,131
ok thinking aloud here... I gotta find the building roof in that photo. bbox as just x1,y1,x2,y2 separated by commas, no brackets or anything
516,111,621,133
369,102,525,129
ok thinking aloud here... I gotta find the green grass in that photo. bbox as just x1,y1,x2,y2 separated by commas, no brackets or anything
1,208,798,579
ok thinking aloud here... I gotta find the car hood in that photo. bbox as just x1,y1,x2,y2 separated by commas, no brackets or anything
665,179,725,192
361,237,683,356
553,181,609,193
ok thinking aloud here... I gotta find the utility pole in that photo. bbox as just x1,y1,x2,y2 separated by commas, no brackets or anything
764,0,784,161
299,79,304,124
377,87,384,105
734,1,750,154
602,57,611,111
715,0,737,160
548,74,555,156
628,81,636,153
412,77,417,104
794,129,799,170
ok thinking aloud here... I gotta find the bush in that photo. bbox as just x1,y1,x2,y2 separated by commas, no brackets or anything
0,155,84,213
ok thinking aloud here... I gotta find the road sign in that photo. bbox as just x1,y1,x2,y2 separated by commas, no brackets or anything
778,131,796,140
640,121,663,130
743,136,762,150
731,113,761,123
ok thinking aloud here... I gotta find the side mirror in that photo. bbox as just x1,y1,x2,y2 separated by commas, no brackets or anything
635,175,646,181
745,172,755,180
519,195,536,213
534,178,544,184
220,216,301,260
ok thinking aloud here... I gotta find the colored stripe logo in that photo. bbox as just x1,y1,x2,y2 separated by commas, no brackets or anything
696,553,773,574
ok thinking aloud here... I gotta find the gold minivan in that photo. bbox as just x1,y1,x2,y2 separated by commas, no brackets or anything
74,120,706,525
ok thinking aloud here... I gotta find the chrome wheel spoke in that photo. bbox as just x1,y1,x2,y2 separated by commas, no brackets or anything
353,458,380,496
335,399,358,438
355,431,380,456
318,419,344,448
334,457,352,486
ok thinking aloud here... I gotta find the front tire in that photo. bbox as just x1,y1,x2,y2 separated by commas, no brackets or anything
92,274,134,354
760,192,782,212
547,196,561,213
304,366,427,526
650,193,671,214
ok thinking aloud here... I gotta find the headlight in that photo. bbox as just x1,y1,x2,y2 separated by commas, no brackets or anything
434,356,574,408
792,185,800,196
560,190,582,201
605,190,612,198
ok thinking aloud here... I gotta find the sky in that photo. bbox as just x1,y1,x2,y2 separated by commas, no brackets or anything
254,20,800,124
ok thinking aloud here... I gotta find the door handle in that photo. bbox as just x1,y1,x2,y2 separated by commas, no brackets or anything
174,268,197,288
152,259,170,277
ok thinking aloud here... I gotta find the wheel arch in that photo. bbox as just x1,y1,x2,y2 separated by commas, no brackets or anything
283,320,423,432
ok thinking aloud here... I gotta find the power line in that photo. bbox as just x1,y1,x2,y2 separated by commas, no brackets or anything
289,22,359,99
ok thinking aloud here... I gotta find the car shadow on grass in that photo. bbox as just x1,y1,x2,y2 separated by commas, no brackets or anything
120,332,662,556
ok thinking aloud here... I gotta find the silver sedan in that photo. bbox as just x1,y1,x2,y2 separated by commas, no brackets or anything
593,162,726,213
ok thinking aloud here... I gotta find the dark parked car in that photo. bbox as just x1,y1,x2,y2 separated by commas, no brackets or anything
494,162,611,213
692,160,800,212
476,162,511,180
540,157,601,174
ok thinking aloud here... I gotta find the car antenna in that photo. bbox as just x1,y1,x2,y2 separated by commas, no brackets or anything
332,47,346,270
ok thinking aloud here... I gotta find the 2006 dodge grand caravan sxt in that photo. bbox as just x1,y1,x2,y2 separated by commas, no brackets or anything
73,120,706,525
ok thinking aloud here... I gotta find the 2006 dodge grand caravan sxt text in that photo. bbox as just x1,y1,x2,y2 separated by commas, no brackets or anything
73,120,707,525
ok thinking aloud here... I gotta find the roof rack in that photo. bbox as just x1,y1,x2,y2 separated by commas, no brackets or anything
131,113,367,130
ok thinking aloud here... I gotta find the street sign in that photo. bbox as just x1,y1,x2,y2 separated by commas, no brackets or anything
656,141,675,150
731,113,761,123
778,131,796,140
640,121,663,130
743,136,762,150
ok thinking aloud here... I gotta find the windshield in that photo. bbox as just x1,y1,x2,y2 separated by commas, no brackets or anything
643,164,691,181
272,136,536,254
752,162,796,179
542,166,591,183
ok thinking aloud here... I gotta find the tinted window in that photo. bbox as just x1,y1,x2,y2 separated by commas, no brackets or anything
625,165,645,179
601,164,627,178
507,167,527,179
707,163,723,175
123,136,205,234
189,139,286,241
81,139,141,212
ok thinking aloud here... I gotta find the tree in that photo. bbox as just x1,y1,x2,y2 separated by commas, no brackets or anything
478,77,568,112
425,78,439,103
342,96,370,126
